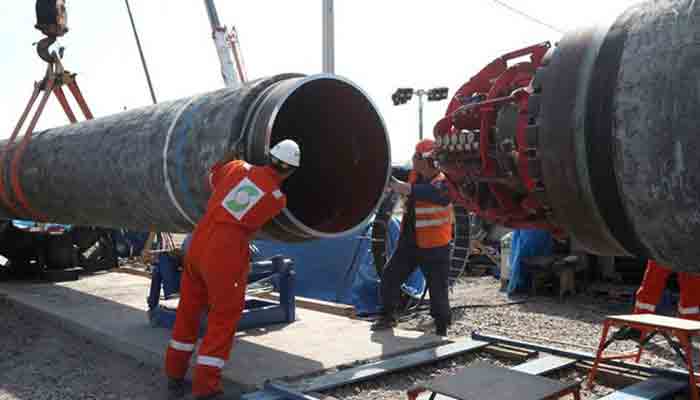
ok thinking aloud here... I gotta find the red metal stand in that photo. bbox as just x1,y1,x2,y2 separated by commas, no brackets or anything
588,314,700,400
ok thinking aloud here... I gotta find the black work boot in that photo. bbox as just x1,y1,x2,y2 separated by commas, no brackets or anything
371,315,398,331
166,378,186,399
435,321,449,337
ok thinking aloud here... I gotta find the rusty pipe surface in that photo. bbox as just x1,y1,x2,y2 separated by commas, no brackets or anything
0,74,391,241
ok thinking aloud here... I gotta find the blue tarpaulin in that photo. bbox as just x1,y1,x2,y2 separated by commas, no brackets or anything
251,217,425,316
506,229,553,294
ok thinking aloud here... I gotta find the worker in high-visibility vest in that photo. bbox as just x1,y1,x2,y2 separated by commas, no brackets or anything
615,259,700,341
165,139,301,399
372,138,453,336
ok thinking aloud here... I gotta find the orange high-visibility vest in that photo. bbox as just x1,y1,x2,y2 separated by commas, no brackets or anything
408,171,453,248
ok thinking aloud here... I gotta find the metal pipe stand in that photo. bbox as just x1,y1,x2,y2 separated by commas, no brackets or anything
147,255,296,331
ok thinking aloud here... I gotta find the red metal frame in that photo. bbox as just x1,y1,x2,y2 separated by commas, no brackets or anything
434,42,556,231
588,317,700,400
0,59,93,221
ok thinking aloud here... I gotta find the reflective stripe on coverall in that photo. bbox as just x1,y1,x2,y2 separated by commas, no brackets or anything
634,260,700,320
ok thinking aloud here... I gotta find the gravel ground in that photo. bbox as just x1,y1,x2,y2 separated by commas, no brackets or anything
325,350,613,400
1,273,693,400
327,353,515,400
324,275,696,400
434,276,700,371
0,296,166,400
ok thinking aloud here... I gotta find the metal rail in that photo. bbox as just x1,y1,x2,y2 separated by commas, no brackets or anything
472,331,690,381
241,331,692,399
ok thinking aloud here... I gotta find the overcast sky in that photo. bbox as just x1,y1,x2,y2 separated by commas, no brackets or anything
0,1,640,162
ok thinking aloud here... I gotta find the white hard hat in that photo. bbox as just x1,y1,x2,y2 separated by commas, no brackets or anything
270,139,301,167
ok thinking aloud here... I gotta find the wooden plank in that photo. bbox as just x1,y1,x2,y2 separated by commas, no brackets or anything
511,356,577,375
291,339,489,393
597,377,687,400
496,343,539,358
576,360,651,378
574,362,647,389
255,292,356,318
482,344,537,361
608,314,700,332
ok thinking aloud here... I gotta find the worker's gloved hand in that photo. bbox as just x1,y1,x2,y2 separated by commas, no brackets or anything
388,176,411,196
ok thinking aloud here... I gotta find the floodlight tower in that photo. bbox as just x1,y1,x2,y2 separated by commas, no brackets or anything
392,87,449,140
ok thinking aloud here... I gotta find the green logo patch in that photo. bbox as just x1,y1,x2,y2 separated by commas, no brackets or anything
221,178,265,220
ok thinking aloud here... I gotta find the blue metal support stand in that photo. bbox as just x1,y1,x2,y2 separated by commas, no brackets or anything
147,255,296,331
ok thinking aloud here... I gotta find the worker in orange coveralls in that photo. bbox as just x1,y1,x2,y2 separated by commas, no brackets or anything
165,139,301,400
615,259,700,341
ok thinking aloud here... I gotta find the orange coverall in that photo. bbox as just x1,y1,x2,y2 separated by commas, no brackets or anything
634,260,700,321
165,159,286,397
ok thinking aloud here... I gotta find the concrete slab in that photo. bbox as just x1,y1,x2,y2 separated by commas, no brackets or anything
0,272,443,389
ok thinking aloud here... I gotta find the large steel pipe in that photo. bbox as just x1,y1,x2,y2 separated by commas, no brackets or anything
537,0,700,271
0,74,391,241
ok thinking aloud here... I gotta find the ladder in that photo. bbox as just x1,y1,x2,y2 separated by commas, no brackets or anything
449,205,471,289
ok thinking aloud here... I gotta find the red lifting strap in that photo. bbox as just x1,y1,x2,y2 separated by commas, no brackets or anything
0,60,93,221
0,84,42,217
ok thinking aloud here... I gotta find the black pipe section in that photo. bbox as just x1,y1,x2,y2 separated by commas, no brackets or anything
537,26,633,257
537,0,700,272
0,74,391,241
